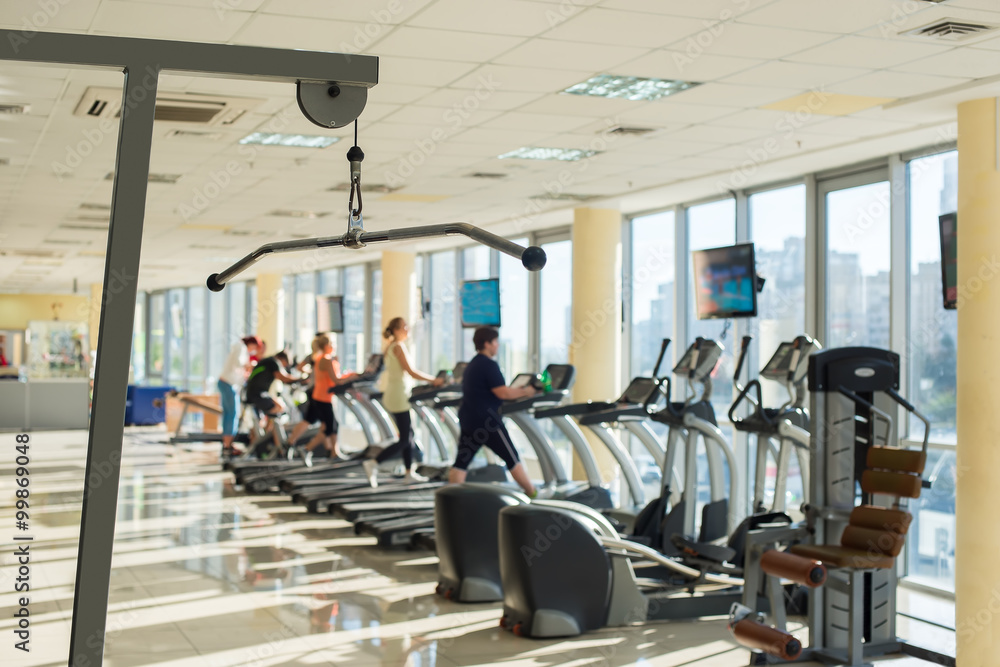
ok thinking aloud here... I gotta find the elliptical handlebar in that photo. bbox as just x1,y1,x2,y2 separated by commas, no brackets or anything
647,339,671,411
733,335,753,394
728,379,772,427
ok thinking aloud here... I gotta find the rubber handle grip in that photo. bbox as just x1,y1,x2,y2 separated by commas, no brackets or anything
760,550,827,587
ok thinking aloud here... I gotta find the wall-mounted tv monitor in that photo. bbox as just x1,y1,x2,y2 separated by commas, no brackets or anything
939,212,957,310
692,243,758,320
460,278,501,328
316,295,345,333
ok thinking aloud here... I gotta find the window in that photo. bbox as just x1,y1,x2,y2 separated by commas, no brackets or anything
908,152,957,444
539,239,572,368
906,448,956,592
628,211,675,498
296,272,317,358
499,239,530,379
343,266,366,372
370,267,382,353
167,289,186,388
229,282,247,341
148,292,166,383
188,287,205,392
749,184,807,514
749,185,807,362
131,292,146,384
429,251,457,371
283,275,296,354
825,179,890,349
630,211,675,377
461,245,493,360
687,199,737,420
207,288,227,384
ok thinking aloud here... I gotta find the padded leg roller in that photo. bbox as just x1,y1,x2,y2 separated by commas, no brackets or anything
761,549,826,587
730,618,803,661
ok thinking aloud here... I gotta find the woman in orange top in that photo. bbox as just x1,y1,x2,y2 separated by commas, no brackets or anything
300,334,354,464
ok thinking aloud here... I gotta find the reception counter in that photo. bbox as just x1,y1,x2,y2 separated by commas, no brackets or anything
0,379,90,430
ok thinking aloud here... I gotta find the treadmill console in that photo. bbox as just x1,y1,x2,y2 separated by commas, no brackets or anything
618,377,660,405
760,335,820,384
509,373,535,389
542,364,576,391
452,361,468,384
672,338,723,382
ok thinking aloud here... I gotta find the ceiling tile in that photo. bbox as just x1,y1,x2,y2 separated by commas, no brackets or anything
417,88,546,112
408,0,566,37
828,71,972,99
516,93,649,117
0,0,101,32
480,112,596,133
894,47,1000,79
786,35,953,70
664,23,835,60
379,57,479,87
231,14,368,51
373,27,526,63
740,0,915,34
450,64,595,93
599,0,773,20
495,39,649,72
616,101,736,125
721,61,871,89
615,50,763,82
666,82,800,108
93,0,251,42
543,8,705,48
258,0,433,22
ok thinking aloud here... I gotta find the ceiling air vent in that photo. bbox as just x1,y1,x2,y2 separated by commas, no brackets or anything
79,202,111,211
268,209,330,219
0,158,9,166
530,193,600,202
904,19,996,40
58,223,107,231
165,129,225,141
0,104,29,114
74,87,263,126
466,172,508,179
327,182,399,193
608,126,656,136
224,229,271,237
105,172,182,184
0,248,65,258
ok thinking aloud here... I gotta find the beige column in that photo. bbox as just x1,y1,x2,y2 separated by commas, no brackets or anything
956,98,1000,665
568,207,622,482
380,250,417,332
254,273,284,354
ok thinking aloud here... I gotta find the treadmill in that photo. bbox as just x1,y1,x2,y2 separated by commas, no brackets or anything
357,364,616,548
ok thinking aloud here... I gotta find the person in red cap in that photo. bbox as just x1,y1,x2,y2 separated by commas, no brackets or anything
218,336,260,457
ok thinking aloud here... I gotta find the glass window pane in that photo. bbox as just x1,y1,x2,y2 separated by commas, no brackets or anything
343,265,366,372
499,238,530,379
296,273,317,359
629,212,675,499
429,251,457,371
750,185,807,362
540,240,572,368
188,287,205,392
208,288,226,386
371,267,382,353
149,292,165,382
906,448,956,592
319,268,341,295
229,282,247,340
167,289,185,388
908,152,957,445
630,211,675,377
247,281,257,337
688,198,736,421
131,293,146,384
826,180,890,349
413,255,429,370
462,246,495,359
283,275,296,354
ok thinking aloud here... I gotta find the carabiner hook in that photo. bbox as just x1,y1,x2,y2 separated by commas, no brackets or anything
348,176,363,219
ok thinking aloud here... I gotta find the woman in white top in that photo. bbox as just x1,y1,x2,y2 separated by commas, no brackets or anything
218,335,260,457
363,317,443,486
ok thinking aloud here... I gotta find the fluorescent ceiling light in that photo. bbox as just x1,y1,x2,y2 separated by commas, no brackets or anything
562,74,699,101
239,132,339,148
498,147,599,161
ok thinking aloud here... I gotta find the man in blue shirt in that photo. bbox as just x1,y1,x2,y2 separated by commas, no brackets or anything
449,327,537,496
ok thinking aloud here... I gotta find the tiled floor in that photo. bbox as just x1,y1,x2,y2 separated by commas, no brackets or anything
0,428,956,666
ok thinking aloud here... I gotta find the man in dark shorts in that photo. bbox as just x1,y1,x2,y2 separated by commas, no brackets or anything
244,351,297,453
448,327,537,496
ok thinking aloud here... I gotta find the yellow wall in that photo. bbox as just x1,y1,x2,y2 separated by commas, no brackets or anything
0,294,91,330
